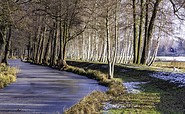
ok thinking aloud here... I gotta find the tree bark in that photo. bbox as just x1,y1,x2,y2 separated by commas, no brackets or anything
51,22,58,66
27,35,31,61
132,0,139,64
35,25,42,64
141,0,162,65
0,25,6,55
39,26,46,64
1,26,11,65
136,0,145,64
43,29,53,65
141,1,149,64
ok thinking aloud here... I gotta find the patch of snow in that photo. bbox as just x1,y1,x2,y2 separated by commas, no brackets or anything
103,102,125,111
123,82,148,94
156,56,185,62
151,72,185,87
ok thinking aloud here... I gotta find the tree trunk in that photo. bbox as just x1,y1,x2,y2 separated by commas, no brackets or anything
35,25,42,64
39,26,46,64
58,20,63,61
27,35,31,61
106,0,119,79
148,37,160,66
141,0,162,65
51,22,58,66
136,0,145,64
1,26,11,65
43,29,53,65
132,0,139,64
105,9,113,79
58,22,68,69
141,1,148,64
148,23,162,66
32,32,37,63
0,25,6,54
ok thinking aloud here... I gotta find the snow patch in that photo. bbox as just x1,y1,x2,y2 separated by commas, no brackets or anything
151,72,185,87
156,56,185,62
103,102,125,111
123,82,148,94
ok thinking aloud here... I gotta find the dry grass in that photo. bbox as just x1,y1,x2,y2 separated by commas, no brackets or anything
0,63,18,88
64,91,109,114
65,65,117,87
153,61,185,69
63,65,126,114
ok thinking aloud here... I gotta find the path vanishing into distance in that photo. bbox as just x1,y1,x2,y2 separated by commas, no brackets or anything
0,60,107,114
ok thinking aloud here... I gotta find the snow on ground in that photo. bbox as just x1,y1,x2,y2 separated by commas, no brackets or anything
103,82,147,111
123,82,148,94
103,102,125,111
151,72,185,87
156,56,185,62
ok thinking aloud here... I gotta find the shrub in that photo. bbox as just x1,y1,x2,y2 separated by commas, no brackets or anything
0,64,17,89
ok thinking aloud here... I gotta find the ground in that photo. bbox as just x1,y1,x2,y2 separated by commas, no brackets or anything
1,60,185,113
66,60,185,114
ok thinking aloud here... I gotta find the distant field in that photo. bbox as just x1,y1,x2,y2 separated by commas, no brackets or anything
154,56,185,69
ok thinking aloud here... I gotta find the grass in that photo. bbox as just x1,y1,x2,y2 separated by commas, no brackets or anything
64,60,185,114
153,61,185,70
109,109,161,114
64,65,127,97
64,91,109,114
0,63,18,88
115,65,185,114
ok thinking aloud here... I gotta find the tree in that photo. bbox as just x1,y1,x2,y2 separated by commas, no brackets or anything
141,0,162,65
0,0,19,64
1,26,11,65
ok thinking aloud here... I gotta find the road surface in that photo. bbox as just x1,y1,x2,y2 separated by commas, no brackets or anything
0,60,107,114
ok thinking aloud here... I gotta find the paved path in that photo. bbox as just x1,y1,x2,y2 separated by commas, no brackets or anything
0,60,107,114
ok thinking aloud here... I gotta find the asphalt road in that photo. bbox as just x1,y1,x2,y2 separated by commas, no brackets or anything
0,60,107,114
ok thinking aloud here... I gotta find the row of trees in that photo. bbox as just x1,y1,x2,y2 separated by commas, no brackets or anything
0,0,184,78
0,0,21,64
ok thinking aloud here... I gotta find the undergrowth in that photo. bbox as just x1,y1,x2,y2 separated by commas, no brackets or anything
0,63,17,88
64,91,109,114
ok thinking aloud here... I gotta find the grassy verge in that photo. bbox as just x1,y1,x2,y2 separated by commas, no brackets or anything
64,60,185,114
64,91,109,114
0,63,17,88
63,64,126,114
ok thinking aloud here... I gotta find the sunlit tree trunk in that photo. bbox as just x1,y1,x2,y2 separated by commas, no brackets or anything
106,0,119,79
35,25,42,64
106,13,112,79
39,26,46,64
141,0,162,65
